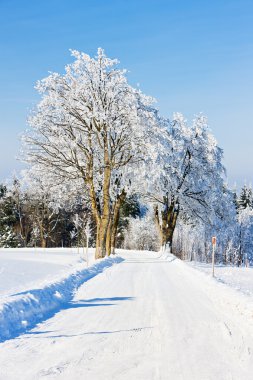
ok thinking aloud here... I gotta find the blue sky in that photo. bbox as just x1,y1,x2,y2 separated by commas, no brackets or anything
0,0,252,188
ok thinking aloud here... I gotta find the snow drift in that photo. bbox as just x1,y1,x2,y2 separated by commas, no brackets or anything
0,255,123,342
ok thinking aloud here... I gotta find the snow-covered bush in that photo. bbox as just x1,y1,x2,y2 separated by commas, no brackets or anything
124,213,160,251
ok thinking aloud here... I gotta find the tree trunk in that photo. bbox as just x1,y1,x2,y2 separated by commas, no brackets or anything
154,202,179,253
41,236,47,248
106,218,112,256
110,223,117,255
38,220,47,248
95,221,102,259
89,195,103,259
110,190,126,254
99,161,111,257
87,139,113,259
154,205,163,247
88,177,108,260
92,210,111,259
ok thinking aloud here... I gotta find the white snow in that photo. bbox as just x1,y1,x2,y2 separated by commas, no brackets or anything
187,260,253,297
0,248,89,296
1,250,253,379
0,248,122,341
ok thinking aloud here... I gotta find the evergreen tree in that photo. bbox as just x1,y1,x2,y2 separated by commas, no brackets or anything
0,184,20,247
0,225,20,248
238,185,253,210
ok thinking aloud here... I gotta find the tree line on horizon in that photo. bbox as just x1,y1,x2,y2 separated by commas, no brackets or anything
0,179,252,265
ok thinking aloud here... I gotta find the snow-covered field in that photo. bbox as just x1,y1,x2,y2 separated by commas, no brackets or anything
0,248,91,296
1,249,253,379
187,261,253,297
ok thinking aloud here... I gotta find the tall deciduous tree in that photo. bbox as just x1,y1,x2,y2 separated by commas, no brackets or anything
23,48,156,258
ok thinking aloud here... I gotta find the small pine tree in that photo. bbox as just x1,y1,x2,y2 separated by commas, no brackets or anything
0,184,20,247
0,225,20,248
238,185,253,210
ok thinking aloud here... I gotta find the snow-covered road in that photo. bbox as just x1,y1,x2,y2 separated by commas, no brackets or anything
1,250,253,380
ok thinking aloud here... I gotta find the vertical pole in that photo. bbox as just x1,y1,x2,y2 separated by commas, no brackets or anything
212,243,215,277
211,236,216,277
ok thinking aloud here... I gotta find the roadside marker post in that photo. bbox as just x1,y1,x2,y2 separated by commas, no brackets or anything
212,236,216,277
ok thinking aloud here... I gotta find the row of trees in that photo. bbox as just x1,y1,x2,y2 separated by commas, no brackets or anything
0,178,141,249
0,178,252,267
1,48,251,264
172,188,253,266
124,185,253,266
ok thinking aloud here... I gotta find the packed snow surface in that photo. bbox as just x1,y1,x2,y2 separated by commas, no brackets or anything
1,250,253,379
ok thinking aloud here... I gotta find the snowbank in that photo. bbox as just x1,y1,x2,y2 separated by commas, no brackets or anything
187,261,253,297
0,255,123,342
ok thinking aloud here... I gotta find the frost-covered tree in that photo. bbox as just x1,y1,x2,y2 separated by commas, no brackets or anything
9,178,32,246
237,206,253,265
21,166,91,248
22,173,62,248
151,113,231,252
173,219,205,261
173,213,239,265
124,210,160,251
23,48,157,258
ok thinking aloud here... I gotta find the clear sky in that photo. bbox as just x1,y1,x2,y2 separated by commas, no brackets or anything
0,0,252,188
